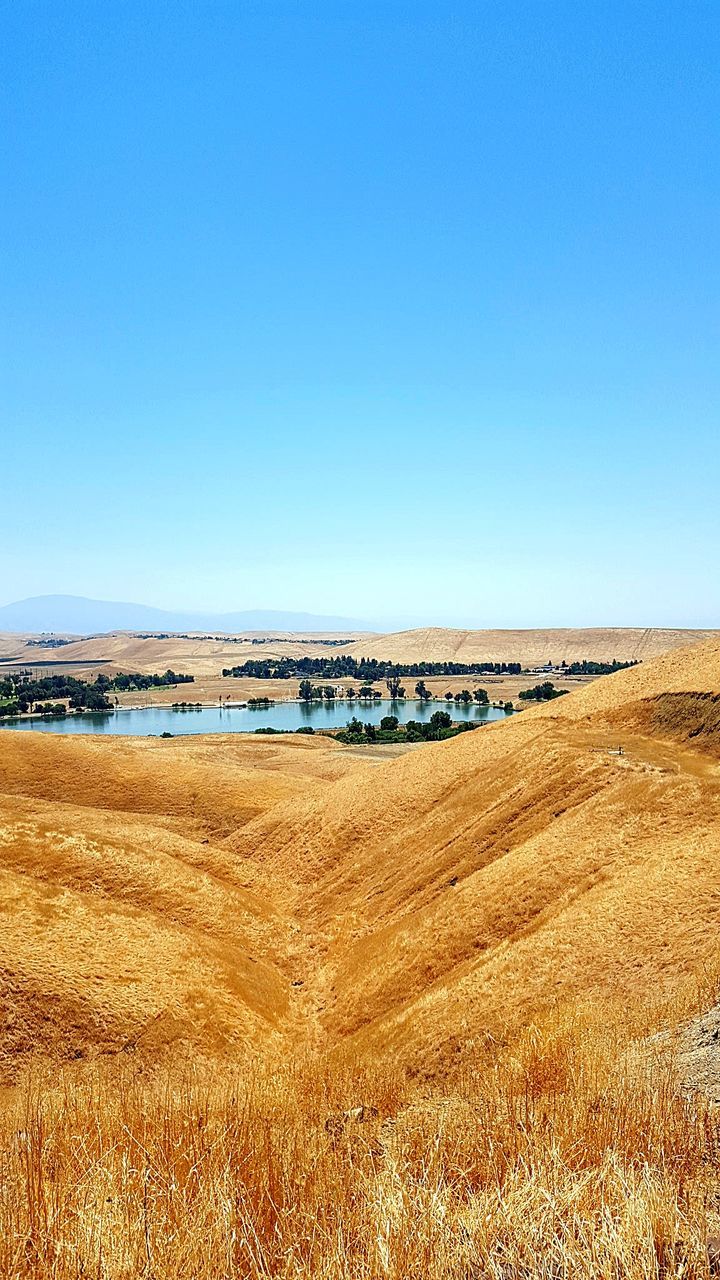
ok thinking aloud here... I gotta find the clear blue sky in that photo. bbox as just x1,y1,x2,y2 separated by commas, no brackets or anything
2,1,718,628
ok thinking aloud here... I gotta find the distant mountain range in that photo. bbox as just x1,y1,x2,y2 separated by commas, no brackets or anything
0,595,369,636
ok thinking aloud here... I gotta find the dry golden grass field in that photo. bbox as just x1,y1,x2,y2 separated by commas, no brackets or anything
2,637,720,1275
2,624,717,681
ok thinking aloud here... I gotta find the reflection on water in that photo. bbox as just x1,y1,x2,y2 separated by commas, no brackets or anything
1,698,511,737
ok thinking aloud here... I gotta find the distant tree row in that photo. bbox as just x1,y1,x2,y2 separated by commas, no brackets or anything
94,670,194,693
136,634,352,646
223,657,523,681
25,637,74,648
562,659,639,675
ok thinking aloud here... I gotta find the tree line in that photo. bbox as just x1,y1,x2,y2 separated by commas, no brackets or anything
222,657,524,680
561,659,639,675
0,669,194,716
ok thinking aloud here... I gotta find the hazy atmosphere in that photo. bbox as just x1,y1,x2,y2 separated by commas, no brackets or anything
2,2,718,626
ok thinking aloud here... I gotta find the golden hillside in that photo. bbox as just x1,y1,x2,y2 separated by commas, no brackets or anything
3,639,720,1276
344,625,719,665
0,732,376,1076
226,638,720,1073
3,624,716,679
1,636,719,1082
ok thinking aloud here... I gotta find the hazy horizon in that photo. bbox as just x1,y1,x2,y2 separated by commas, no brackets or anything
1,591,719,635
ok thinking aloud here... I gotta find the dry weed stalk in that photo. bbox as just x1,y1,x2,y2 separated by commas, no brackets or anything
0,1006,718,1278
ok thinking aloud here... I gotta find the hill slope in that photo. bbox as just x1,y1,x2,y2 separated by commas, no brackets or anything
228,638,720,1070
0,733,374,1076
4,624,715,680
1,637,719,1080
344,625,719,665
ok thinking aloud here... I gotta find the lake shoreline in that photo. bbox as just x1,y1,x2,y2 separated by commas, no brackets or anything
2,693,514,721
0,697,512,737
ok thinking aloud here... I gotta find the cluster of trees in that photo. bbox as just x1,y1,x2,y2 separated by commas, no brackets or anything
0,669,194,716
25,637,74,648
337,710,482,745
247,696,274,707
0,673,113,714
444,688,489,705
298,679,500,705
252,725,316,735
95,670,194,692
518,681,569,702
298,680,386,702
562,659,639,675
223,657,523,681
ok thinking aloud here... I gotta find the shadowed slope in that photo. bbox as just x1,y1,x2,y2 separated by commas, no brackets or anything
229,638,720,1070
0,732,371,1076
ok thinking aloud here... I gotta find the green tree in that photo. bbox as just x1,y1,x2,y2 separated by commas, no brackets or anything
430,710,452,731
380,715,399,731
473,688,489,704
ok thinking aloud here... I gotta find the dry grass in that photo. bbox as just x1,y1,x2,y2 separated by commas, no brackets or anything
3,640,720,1274
2,1003,719,1279
6,626,716,681
343,627,719,667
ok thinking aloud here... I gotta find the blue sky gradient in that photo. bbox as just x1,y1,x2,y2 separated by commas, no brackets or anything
2,1,718,627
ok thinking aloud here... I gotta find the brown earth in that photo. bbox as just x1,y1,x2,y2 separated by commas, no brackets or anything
1,637,720,1082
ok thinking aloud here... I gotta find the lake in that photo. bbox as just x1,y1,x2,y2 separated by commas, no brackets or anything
0,699,511,737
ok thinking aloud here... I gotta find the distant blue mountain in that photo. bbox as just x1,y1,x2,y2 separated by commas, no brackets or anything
0,595,369,635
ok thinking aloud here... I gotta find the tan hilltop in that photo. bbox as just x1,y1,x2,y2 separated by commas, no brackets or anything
2,625,716,685
1,634,719,1078
343,625,719,665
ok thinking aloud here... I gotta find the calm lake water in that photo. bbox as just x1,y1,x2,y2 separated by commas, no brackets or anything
0,699,510,737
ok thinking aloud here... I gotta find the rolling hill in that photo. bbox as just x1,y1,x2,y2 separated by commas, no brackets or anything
0,635,719,1080
2,624,716,681
344,625,720,665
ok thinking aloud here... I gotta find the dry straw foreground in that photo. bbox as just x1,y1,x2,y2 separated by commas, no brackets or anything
3,1002,720,1279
